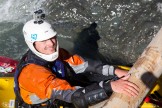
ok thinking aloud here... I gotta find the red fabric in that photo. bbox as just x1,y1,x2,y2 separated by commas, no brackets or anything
0,56,18,73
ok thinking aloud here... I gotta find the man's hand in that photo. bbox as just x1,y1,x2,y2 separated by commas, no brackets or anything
110,75,139,97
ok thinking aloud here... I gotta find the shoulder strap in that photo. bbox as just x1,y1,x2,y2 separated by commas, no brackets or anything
14,51,29,107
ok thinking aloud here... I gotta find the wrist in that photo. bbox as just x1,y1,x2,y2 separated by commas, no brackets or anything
103,80,113,96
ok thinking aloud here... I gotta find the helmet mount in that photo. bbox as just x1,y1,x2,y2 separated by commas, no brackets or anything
33,9,45,24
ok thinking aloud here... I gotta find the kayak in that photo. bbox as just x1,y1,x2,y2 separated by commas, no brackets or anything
0,77,15,108
0,56,18,108
0,57,162,108
0,56,18,74
141,76,162,108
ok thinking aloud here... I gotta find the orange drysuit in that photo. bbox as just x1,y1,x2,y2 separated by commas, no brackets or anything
15,48,115,106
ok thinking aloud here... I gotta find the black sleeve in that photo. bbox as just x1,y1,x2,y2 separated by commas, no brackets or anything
84,58,116,76
71,81,113,108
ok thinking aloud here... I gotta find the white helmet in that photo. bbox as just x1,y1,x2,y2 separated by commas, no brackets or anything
23,19,59,61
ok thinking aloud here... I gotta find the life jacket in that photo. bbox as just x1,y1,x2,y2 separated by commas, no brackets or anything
14,50,75,108
14,49,91,108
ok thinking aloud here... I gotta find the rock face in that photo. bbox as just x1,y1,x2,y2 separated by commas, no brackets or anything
1,0,162,65
36,0,162,65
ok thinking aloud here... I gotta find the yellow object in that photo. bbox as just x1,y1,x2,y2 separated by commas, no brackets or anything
141,76,162,108
118,65,131,71
0,77,15,108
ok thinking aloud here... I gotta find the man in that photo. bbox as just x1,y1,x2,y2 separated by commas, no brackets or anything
14,10,139,108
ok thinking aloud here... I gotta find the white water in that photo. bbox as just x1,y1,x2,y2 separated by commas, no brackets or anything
0,0,46,22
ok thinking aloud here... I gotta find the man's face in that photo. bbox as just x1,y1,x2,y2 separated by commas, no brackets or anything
34,36,57,55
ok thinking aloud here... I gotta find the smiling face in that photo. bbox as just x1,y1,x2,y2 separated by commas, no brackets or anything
34,36,57,55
